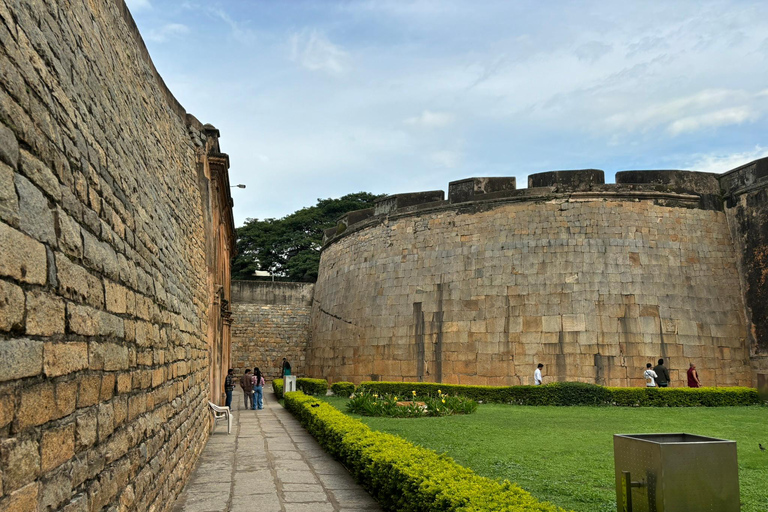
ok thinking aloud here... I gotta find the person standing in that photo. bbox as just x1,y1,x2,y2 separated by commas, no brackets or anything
240,369,254,410
252,367,265,410
281,358,292,378
687,363,701,388
224,368,234,408
653,359,670,387
644,363,658,387
534,363,544,385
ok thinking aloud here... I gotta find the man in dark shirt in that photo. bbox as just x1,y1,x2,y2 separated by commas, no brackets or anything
653,358,671,387
224,369,234,408
240,369,254,410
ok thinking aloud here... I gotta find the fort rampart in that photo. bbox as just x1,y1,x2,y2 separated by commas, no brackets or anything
308,165,768,387
0,1,234,511
231,281,314,381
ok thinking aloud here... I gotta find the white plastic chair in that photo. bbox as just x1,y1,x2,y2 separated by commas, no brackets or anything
208,401,232,434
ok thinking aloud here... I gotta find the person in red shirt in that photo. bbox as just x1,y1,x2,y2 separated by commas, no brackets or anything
687,363,701,388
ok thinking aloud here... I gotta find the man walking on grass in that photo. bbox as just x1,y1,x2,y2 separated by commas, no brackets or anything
534,363,544,385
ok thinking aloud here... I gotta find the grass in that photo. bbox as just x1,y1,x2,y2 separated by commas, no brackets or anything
319,396,768,512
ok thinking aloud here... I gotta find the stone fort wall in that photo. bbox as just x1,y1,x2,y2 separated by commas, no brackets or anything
231,281,314,381
0,1,234,511
308,168,766,387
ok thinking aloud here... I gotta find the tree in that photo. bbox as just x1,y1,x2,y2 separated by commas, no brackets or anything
232,192,382,282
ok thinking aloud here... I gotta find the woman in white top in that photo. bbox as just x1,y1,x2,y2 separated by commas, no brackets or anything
644,363,658,387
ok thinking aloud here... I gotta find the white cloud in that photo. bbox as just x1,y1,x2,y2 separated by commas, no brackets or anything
404,110,455,128
686,146,768,174
211,8,257,45
145,23,189,43
667,107,757,135
290,30,349,75
126,0,151,11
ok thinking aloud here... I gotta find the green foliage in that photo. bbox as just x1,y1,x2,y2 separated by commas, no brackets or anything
283,391,568,512
297,377,328,396
324,401,768,512
359,382,761,407
347,389,477,417
331,381,356,397
232,192,383,282
272,378,283,399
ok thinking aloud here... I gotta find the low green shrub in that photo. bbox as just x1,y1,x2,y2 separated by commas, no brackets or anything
272,378,284,399
331,381,356,397
347,389,478,417
359,381,761,407
297,377,328,396
284,391,568,512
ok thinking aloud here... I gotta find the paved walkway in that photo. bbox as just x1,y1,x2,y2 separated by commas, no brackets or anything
172,388,383,512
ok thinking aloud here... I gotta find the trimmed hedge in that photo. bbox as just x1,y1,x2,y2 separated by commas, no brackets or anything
331,381,356,397
272,378,284,399
297,377,328,396
284,391,568,512
359,381,761,407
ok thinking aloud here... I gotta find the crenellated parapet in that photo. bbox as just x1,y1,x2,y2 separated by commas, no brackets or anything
323,168,729,247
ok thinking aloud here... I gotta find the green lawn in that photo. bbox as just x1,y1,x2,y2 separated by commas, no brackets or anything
319,396,768,512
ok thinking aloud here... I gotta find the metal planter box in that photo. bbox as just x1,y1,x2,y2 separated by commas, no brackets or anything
613,433,739,512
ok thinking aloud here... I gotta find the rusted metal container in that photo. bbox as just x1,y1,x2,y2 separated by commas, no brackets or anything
613,433,739,512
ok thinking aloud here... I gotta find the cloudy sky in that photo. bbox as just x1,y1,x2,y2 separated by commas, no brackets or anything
127,0,768,226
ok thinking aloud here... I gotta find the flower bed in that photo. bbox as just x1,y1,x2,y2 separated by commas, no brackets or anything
347,389,477,417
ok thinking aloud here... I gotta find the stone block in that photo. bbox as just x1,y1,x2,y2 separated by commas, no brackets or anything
542,315,560,332
104,280,129,314
14,174,56,245
0,222,47,284
0,482,39,512
81,228,119,280
55,379,78,419
523,316,542,332
77,374,101,408
56,253,104,307
0,123,19,169
0,390,14,428
56,207,83,258
38,465,72,511
0,339,43,382
89,342,129,371
97,403,114,442
75,410,97,450
25,290,65,336
68,304,123,339
0,279,25,331
0,437,40,491
44,342,88,377
41,423,75,472
0,161,19,225
100,374,115,401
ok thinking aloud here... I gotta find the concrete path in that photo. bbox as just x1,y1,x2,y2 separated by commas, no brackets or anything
172,388,383,512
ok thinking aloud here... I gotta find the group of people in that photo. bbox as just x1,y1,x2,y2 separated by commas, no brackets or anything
223,367,266,410
222,358,294,410
532,359,703,387
644,359,701,388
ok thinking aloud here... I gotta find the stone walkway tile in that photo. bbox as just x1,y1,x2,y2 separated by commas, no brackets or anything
172,388,382,511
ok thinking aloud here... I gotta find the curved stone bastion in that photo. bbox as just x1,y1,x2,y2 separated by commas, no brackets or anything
307,167,765,387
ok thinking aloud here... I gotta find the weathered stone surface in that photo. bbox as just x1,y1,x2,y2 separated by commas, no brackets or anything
56,207,83,258
16,382,55,429
25,290,65,336
44,342,88,377
0,161,19,225
56,253,104,308
89,341,129,371
0,482,39,512
0,339,43,382
0,279,25,332
0,437,40,491
14,174,56,245
0,222,47,284
0,122,19,169
41,423,75,472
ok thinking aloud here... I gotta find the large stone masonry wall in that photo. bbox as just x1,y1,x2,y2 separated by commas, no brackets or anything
231,281,313,381
0,1,221,511
720,158,768,377
309,170,753,387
